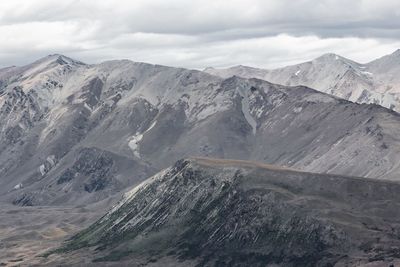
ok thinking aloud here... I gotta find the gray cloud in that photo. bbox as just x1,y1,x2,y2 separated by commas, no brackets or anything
1,0,400,69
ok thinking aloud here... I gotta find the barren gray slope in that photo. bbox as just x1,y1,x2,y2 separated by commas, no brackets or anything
1,55,400,207
205,50,400,112
49,158,400,267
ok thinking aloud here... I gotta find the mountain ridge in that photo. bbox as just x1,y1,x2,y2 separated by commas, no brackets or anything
45,157,400,266
205,49,400,112
1,55,400,208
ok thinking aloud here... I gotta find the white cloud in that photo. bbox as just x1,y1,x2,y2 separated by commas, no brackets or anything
0,0,399,68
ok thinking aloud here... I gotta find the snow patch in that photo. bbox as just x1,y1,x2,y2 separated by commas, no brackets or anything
146,120,157,132
293,107,303,113
128,133,143,158
83,102,92,112
127,120,157,158
39,164,46,176
361,71,373,76
295,70,301,76
14,183,23,190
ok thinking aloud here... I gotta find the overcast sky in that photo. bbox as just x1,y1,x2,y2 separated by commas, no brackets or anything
1,0,400,69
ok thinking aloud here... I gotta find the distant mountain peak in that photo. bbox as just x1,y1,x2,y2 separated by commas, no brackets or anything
34,54,86,67
315,53,342,62
203,66,215,71
313,53,364,70
235,64,258,69
368,49,400,67
320,52,339,57
204,50,400,112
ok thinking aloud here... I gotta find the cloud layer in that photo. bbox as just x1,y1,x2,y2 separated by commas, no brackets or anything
1,0,400,69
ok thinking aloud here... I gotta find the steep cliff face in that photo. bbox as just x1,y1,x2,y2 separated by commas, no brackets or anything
205,50,400,112
52,158,400,266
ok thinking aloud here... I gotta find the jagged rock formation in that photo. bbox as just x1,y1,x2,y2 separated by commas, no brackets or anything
1,55,400,206
50,158,400,266
205,50,400,112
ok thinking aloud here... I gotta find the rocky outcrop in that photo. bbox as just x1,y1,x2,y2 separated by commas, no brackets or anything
56,158,400,266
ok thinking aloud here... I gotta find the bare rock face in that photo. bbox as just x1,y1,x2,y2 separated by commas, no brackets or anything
52,158,400,266
56,148,114,193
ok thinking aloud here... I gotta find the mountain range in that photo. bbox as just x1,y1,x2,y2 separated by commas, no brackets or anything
1,54,400,208
1,52,400,266
205,50,400,112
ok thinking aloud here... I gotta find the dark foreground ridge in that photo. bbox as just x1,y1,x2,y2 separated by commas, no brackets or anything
45,158,400,266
